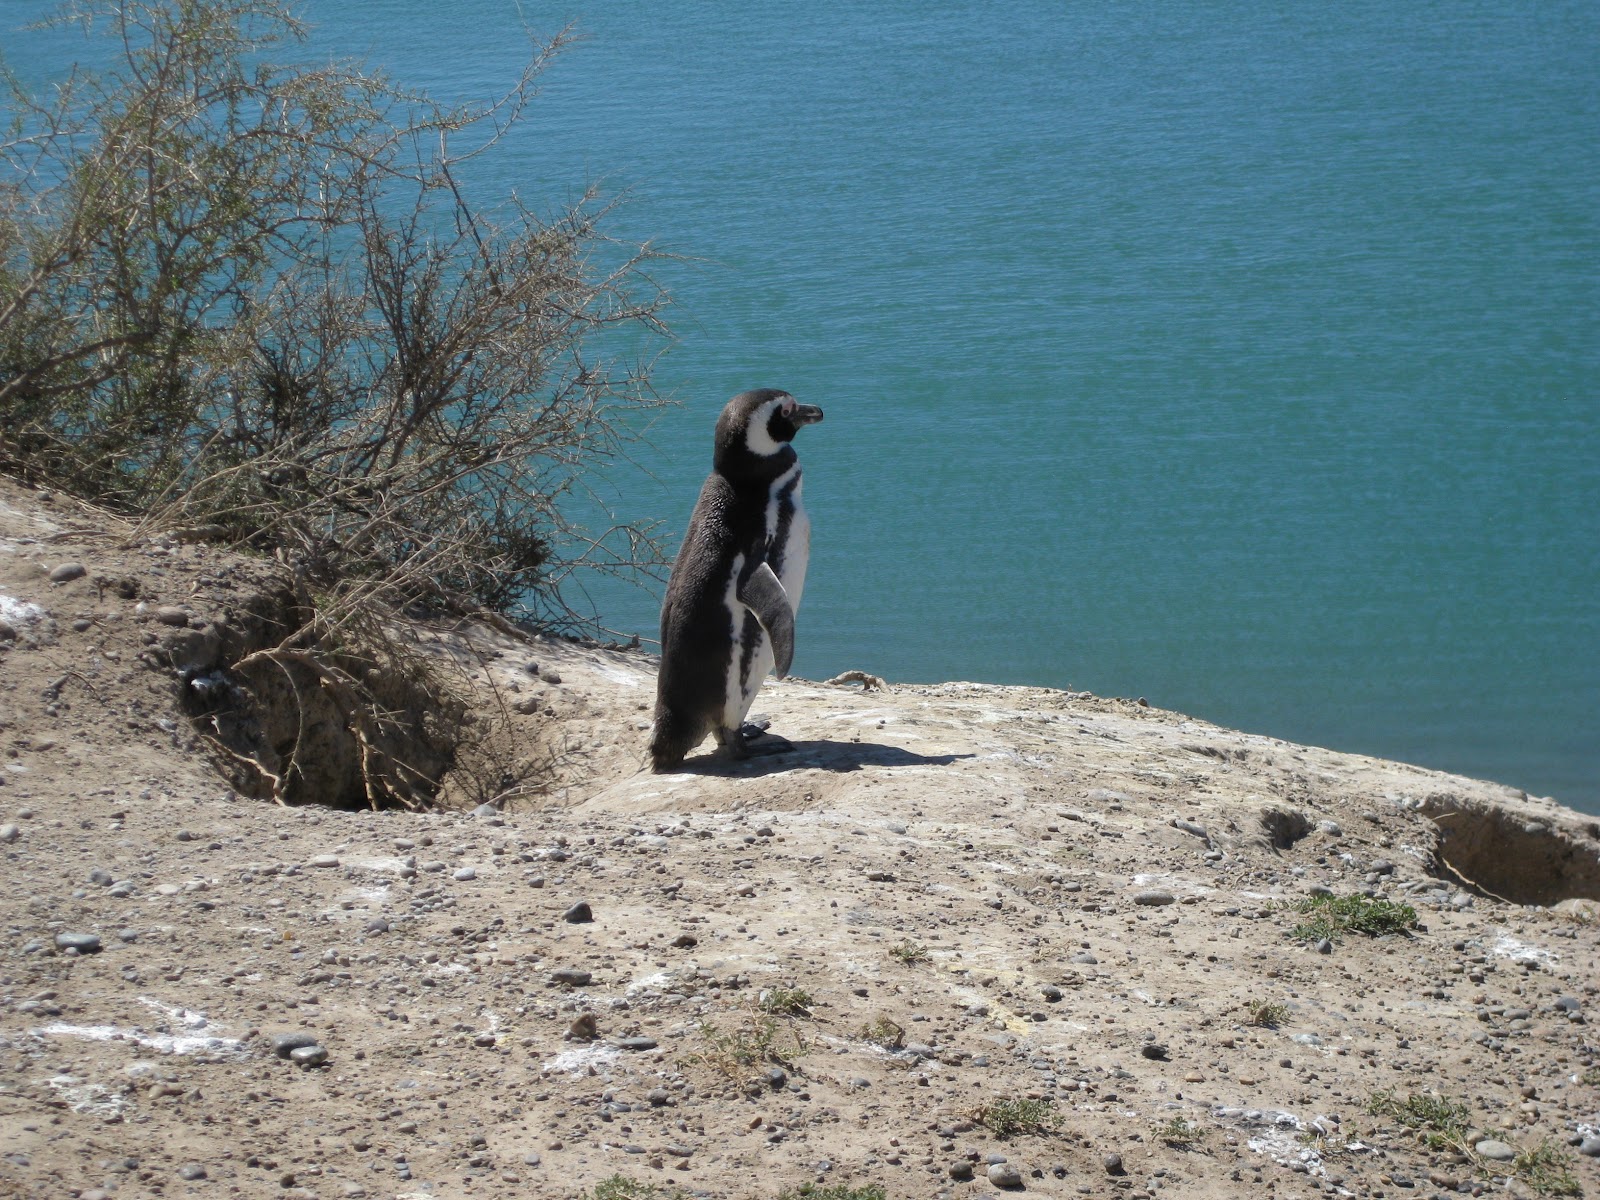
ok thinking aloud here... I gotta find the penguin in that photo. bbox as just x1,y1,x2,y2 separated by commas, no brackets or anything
650,389,824,771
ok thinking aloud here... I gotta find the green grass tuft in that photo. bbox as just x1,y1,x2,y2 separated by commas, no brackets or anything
1365,1090,1472,1152
887,939,931,965
1290,894,1418,942
1244,999,1289,1028
974,1096,1060,1138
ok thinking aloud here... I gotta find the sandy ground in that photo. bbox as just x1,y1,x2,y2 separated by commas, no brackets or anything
2,473,1598,1200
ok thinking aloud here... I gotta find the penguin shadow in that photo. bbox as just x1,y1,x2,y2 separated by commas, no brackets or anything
674,739,974,777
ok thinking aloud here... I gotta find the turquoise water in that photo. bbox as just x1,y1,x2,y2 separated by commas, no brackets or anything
8,2,1598,810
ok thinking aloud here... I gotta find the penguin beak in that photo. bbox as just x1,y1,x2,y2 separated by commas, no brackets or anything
790,404,824,426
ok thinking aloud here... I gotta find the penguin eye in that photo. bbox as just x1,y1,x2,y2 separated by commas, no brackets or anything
778,398,796,418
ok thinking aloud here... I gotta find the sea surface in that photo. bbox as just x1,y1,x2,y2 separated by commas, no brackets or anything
7,2,1598,810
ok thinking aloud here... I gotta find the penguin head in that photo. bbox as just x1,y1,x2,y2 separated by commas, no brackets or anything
714,389,824,478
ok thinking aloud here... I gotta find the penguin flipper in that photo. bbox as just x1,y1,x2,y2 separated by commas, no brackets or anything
738,561,796,677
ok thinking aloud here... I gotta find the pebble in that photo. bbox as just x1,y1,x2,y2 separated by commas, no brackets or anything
290,1044,329,1067
270,1032,322,1058
1577,1136,1600,1158
1134,889,1176,906
615,1036,658,1052
1474,1139,1517,1162
563,901,593,923
88,867,114,886
49,562,87,583
1103,1152,1125,1175
452,867,476,882
55,932,102,953
471,802,499,818
307,854,340,868
1139,1043,1169,1060
365,918,390,934
550,968,592,987
0,823,20,844
177,1164,207,1180
947,1162,974,1181
155,605,190,626
987,1162,1023,1187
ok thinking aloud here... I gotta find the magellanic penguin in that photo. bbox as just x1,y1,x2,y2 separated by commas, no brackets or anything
650,389,824,771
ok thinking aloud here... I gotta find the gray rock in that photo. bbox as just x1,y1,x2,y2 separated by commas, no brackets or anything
1578,1136,1600,1158
88,867,114,886
1474,1139,1517,1162
306,854,340,868
55,932,102,953
987,1161,1023,1187
471,802,499,817
177,1164,207,1180
452,866,476,882
615,1037,658,1051
118,928,139,943
947,1161,974,1181
550,968,592,987
1070,951,1098,964
1133,889,1176,906
563,901,593,923
0,823,20,844
289,1044,329,1067
365,917,390,934
49,562,87,583
1314,938,1333,954
1140,1043,1169,1060
155,605,191,626
1103,1151,1125,1175
270,1032,322,1058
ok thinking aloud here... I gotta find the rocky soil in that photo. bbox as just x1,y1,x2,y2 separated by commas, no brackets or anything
2,472,1598,1200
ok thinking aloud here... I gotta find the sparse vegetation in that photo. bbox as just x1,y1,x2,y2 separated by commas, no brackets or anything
683,1011,807,1088
758,986,816,1017
973,1097,1060,1139
1154,1115,1203,1148
856,1016,906,1049
1290,894,1419,942
772,1187,887,1200
1514,1141,1581,1197
1365,1090,1472,1153
1244,999,1289,1028
888,939,931,965
582,1176,683,1200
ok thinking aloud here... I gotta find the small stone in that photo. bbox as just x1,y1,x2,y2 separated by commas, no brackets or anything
1140,1043,1169,1060
1134,889,1176,906
88,867,114,886
55,932,102,953
177,1164,207,1180
1576,1136,1600,1158
615,1036,658,1052
765,1067,787,1090
365,917,390,934
270,1032,321,1059
550,968,592,987
49,562,87,583
988,1161,1023,1187
307,854,340,868
566,1014,598,1041
1474,1139,1517,1162
1317,819,1343,836
541,671,562,685
118,928,139,943
562,901,593,923
1103,1152,1125,1175
452,866,476,882
1041,984,1063,1002
948,1161,974,1181
471,802,499,818
0,823,21,844
672,933,698,948
1314,938,1333,954
155,605,190,626
289,1044,329,1067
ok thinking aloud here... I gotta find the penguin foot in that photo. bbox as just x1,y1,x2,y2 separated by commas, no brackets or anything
738,724,793,758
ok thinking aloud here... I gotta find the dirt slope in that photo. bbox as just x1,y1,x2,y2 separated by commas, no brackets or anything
2,474,1597,1200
